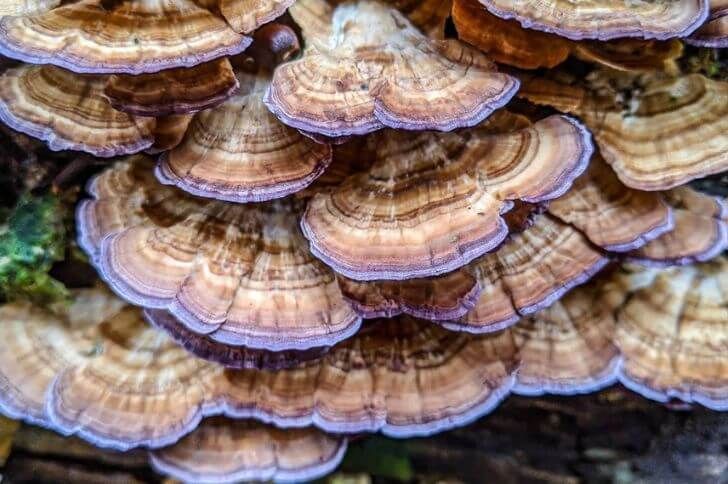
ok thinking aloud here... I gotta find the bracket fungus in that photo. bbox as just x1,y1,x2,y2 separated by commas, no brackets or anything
157,67,333,203
104,58,239,117
149,419,347,484
476,0,709,41
687,0,728,47
264,0,519,137
302,114,592,280
0,64,154,156
0,0,255,74
520,72,728,191
0,1,61,17
77,157,360,351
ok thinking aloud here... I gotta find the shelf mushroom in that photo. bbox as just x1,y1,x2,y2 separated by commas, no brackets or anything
0,1,60,16
149,418,347,484
519,72,728,191
264,0,519,137
0,64,155,156
301,112,592,280
452,0,683,72
0,0,264,74
474,0,709,41
77,156,361,351
687,0,728,47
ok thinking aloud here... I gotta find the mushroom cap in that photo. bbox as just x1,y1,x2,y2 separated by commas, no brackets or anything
0,0,60,16
577,73,728,191
77,157,361,351
549,155,674,251
0,289,126,429
157,68,333,203
264,0,519,137
0,64,154,156
687,0,728,47
376,0,452,37
512,285,619,396
452,0,572,70
610,259,728,409
145,309,329,370
217,0,296,34
302,114,592,280
477,0,709,41
218,316,519,436
104,58,239,117
572,39,683,73
0,0,252,74
627,187,728,266
147,114,193,154
149,419,347,484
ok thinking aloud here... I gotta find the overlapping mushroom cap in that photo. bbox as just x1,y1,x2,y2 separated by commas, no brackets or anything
520,72,728,191
264,0,519,136
0,0,256,74
476,0,709,40
0,0,60,16
0,64,154,156
687,0,728,47
302,113,592,280
77,156,360,351
157,66,333,202
149,419,347,484
104,58,239,117
513,258,728,409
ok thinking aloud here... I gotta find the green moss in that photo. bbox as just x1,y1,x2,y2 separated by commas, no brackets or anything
0,192,69,305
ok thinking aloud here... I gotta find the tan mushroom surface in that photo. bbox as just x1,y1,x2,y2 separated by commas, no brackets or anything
104,58,239,117
302,113,592,280
0,0,253,74
77,156,361,351
157,67,333,202
265,0,519,137
476,0,708,40
149,418,347,484
147,114,193,154
520,72,728,191
0,64,154,156
0,0,60,16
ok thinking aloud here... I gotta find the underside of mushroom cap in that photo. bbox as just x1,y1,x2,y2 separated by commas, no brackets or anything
687,0,728,47
145,309,329,370
549,155,674,252
77,157,361,351
561,72,728,191
302,114,592,280
0,0,252,74
104,58,239,117
0,289,126,430
149,419,347,484
477,0,709,41
265,0,519,137
608,259,728,410
218,316,519,436
512,285,619,396
157,67,333,203
626,188,727,266
0,64,154,156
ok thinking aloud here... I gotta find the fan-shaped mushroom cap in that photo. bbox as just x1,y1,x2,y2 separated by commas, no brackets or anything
0,64,154,156
302,114,591,280
609,259,728,409
0,289,126,429
218,316,519,436
687,0,728,47
477,0,708,40
149,419,347,484
147,114,193,154
157,68,333,203
0,0,252,74
521,73,728,191
549,155,674,251
0,0,59,16
512,286,619,395
264,0,519,137
145,309,328,369
104,58,238,117
627,187,728,266
217,0,295,34
452,0,572,69
77,157,360,351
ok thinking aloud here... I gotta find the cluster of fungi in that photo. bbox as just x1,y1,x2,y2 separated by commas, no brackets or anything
0,0,726,482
